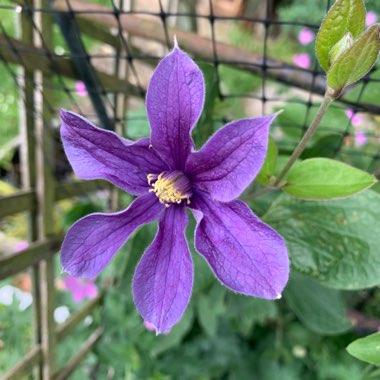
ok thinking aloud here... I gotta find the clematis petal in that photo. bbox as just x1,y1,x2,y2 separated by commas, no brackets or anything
61,193,163,277
192,193,289,299
146,46,205,170
186,115,277,202
60,110,167,195
133,206,193,334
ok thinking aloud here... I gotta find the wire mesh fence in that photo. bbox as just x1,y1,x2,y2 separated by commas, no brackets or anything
0,0,379,378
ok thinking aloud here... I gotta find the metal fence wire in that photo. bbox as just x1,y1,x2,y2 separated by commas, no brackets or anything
0,0,379,378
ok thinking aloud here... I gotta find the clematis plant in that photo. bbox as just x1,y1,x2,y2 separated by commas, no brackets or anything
60,43,289,334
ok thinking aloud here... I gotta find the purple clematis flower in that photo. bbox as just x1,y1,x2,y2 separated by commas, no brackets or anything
60,44,289,334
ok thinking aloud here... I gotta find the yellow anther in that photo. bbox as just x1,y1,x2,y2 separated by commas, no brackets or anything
146,171,192,206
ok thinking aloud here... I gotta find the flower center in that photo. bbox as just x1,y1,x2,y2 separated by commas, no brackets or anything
147,171,192,207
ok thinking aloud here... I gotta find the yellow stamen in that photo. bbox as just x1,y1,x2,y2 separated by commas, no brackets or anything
147,171,192,206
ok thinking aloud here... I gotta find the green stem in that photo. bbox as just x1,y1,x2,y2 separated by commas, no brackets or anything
273,94,333,187
247,93,333,201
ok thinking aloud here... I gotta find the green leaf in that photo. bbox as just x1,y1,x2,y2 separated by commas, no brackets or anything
264,190,380,289
342,61,380,104
125,107,150,139
150,306,195,357
301,133,342,159
316,0,366,72
256,136,278,185
347,332,380,365
219,65,261,94
284,272,351,335
197,284,226,337
62,200,103,228
195,63,219,146
327,24,380,94
283,158,377,199
226,295,277,337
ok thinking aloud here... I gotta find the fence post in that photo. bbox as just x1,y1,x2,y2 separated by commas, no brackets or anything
18,1,43,378
35,0,57,378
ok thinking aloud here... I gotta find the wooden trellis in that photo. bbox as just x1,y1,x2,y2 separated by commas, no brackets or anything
0,0,122,378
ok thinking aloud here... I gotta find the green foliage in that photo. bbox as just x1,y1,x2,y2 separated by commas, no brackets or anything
194,63,219,147
0,61,19,163
256,137,278,186
0,295,32,374
125,106,151,139
62,200,104,229
278,1,325,27
275,101,348,143
225,294,277,337
301,133,342,159
327,24,380,94
219,65,261,95
196,284,226,337
315,0,366,72
344,62,380,105
265,190,380,289
283,158,377,199
284,272,351,335
347,332,380,365
229,22,298,62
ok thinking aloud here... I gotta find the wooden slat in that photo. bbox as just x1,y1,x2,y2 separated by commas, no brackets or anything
77,18,121,48
17,3,42,378
56,293,104,342
34,4,58,376
0,190,35,218
0,237,62,280
1,345,42,380
0,179,109,219
55,179,109,201
0,34,140,95
53,0,325,91
53,327,104,380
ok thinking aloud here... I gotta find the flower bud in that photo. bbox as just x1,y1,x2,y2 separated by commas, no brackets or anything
328,32,354,66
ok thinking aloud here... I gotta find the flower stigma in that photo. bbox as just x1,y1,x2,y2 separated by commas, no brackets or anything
147,171,192,207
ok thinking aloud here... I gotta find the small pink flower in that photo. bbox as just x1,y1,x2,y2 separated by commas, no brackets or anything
64,275,97,303
293,54,311,69
144,321,156,331
75,81,88,97
298,28,315,45
144,320,171,335
354,130,367,147
366,12,377,26
345,109,362,127
14,241,28,252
